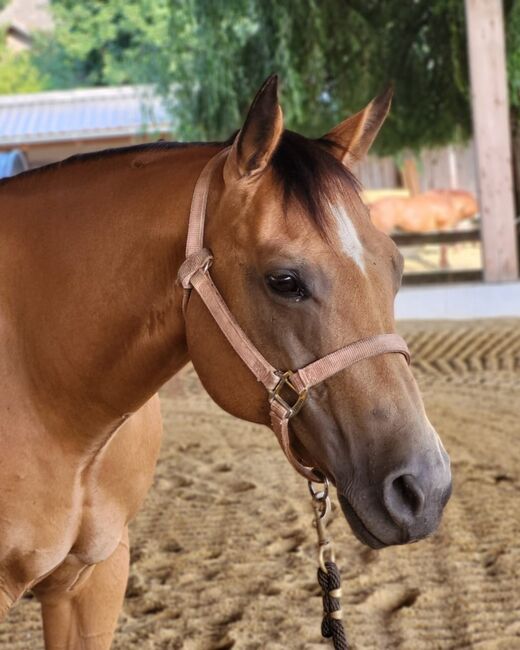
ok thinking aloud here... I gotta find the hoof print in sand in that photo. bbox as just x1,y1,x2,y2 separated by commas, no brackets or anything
359,584,420,616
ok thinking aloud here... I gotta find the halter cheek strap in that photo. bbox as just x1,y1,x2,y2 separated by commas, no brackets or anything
178,147,411,483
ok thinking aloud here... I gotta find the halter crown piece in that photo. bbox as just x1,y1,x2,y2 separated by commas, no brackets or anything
178,147,411,483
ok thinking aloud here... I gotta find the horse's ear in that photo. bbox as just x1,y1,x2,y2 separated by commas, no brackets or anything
323,86,392,167
224,74,284,183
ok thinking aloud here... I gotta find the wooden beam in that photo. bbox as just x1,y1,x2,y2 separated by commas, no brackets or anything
465,0,519,281
391,227,481,247
402,269,483,286
401,157,421,196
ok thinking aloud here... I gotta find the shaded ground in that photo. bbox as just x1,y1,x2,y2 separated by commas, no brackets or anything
2,320,520,649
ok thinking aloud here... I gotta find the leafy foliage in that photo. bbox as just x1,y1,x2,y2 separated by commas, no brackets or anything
0,30,47,94
24,0,520,155
507,0,520,111
166,0,473,152
35,0,171,88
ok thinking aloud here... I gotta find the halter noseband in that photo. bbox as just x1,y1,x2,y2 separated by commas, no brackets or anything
178,147,410,483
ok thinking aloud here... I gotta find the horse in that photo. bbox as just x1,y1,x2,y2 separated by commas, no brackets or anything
0,75,451,648
369,189,478,235
369,188,478,268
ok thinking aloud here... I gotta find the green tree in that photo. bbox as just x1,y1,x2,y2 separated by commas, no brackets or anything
165,0,475,152
39,0,470,151
37,0,520,159
35,0,171,88
0,30,47,94
506,1,520,198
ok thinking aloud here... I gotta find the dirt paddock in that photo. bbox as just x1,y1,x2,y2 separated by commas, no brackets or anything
2,319,520,649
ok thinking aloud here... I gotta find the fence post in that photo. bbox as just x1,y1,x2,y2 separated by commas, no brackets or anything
465,0,519,282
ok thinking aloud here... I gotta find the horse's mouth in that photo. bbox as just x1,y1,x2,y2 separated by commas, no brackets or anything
337,494,388,549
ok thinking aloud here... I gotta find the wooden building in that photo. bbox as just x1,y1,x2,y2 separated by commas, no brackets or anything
0,85,174,169
0,0,53,52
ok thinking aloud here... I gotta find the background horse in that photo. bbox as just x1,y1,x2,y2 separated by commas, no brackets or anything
0,76,451,648
369,189,478,235
369,189,479,268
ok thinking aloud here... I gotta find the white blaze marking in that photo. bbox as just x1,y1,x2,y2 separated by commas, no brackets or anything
329,203,365,272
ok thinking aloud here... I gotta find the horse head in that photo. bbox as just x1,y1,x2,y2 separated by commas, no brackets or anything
186,76,452,548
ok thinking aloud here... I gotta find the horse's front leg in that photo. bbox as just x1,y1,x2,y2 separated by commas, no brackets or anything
33,528,130,650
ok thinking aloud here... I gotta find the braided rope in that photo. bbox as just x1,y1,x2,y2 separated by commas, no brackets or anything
317,561,349,650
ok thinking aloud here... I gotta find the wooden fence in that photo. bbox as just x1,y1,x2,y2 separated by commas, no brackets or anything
353,141,477,194
350,141,490,285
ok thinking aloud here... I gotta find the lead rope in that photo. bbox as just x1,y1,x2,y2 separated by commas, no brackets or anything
309,479,350,650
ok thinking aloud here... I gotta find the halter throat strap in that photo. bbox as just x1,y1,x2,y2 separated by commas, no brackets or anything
178,148,410,483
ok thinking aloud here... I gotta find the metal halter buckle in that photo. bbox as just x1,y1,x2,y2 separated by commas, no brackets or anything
269,370,308,418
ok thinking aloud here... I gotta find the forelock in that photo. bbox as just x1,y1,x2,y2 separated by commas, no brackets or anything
270,130,364,239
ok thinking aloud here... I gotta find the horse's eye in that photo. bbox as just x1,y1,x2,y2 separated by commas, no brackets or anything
266,272,308,301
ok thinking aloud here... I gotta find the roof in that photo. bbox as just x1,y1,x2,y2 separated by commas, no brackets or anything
0,86,174,146
0,0,53,37
0,149,28,178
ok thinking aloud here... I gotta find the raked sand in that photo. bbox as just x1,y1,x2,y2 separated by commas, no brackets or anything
2,320,520,650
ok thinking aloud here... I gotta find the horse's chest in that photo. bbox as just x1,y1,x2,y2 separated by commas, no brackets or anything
72,485,128,565
0,453,131,599
0,398,161,595
0,445,115,590
72,411,161,564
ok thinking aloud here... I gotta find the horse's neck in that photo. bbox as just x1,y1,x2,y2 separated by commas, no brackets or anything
0,145,217,439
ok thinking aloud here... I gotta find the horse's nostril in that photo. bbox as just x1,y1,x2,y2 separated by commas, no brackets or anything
384,473,425,526
394,474,425,515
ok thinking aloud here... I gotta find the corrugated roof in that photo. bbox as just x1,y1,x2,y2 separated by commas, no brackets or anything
0,86,174,145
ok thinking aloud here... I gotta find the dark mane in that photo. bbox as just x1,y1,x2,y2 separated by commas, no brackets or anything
272,130,362,237
0,130,362,238
0,138,233,188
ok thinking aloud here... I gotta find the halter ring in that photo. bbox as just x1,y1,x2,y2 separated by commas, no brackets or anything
269,370,308,418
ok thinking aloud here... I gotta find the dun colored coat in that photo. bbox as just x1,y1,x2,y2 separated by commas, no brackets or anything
0,76,451,648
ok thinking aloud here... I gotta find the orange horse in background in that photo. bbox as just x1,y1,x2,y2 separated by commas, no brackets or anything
369,189,479,269
369,189,479,234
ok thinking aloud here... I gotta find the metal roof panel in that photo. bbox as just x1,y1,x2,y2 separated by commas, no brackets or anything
0,86,174,145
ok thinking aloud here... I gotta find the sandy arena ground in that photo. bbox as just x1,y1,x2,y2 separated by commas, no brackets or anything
1,319,519,649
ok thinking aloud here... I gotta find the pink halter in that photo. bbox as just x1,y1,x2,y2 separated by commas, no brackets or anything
178,148,410,483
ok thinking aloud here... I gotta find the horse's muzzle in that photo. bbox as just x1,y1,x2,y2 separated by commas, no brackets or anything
338,452,452,548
